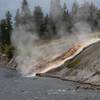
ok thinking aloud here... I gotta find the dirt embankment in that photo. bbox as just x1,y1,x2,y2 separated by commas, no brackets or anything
0,53,9,65
0,53,16,69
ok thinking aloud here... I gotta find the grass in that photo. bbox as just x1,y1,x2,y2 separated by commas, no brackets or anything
66,59,81,69
0,44,14,58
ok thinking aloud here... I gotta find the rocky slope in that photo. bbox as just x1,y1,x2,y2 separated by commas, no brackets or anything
0,54,16,69
40,41,100,86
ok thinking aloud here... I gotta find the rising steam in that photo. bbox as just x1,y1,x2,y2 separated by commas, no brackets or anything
11,21,95,77
11,0,99,77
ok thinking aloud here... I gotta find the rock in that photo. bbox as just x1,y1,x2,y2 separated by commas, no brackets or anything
7,57,17,69
0,53,9,65
0,53,16,69
43,41,100,85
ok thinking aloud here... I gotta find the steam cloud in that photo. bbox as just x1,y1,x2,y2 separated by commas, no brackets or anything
11,21,93,76
11,1,98,77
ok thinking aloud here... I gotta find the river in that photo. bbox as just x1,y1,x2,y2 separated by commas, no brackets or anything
0,67,100,100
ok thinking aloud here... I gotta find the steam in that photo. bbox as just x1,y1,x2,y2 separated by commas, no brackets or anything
11,26,38,76
73,21,92,42
11,1,99,77
11,22,94,76
12,25,79,76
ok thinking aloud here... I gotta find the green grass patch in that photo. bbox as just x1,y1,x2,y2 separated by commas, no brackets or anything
66,59,81,68
0,44,14,58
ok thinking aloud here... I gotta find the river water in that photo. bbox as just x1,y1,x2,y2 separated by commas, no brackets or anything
0,67,100,100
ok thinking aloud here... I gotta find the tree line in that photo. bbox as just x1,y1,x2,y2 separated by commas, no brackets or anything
14,0,100,39
0,0,100,57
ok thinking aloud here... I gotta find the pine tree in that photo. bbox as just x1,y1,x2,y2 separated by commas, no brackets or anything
96,9,100,30
72,1,79,16
33,6,44,38
41,15,57,39
62,3,67,21
15,9,21,26
21,0,31,24
62,3,73,32
0,19,7,44
21,0,31,17
0,11,12,45
71,1,79,23
50,0,62,21
5,11,12,44
88,2,97,31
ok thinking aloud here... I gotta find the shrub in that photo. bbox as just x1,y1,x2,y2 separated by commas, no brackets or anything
0,44,14,59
